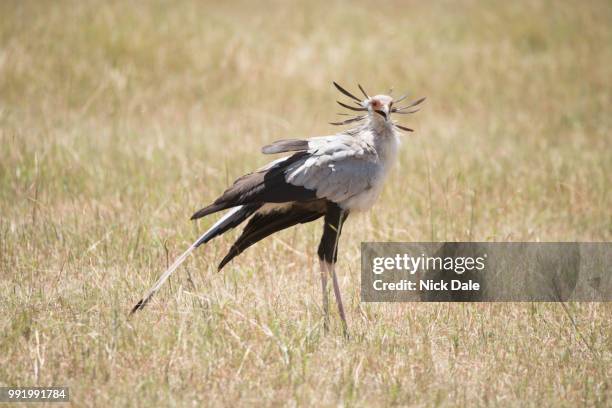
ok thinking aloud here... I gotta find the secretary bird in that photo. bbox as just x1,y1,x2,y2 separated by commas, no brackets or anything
131,82,425,333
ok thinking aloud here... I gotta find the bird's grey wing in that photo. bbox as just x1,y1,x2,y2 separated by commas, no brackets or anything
284,138,380,204
191,136,370,219
261,139,310,154
261,135,353,155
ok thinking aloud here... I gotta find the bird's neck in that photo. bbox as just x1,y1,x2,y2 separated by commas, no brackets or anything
364,114,396,134
363,118,400,169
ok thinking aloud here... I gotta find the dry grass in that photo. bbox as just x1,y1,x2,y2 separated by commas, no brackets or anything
1,0,611,406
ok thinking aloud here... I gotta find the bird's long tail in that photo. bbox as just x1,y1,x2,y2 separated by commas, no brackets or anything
130,204,260,315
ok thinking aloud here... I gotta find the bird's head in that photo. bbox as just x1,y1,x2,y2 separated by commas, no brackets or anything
366,94,394,122
331,82,425,132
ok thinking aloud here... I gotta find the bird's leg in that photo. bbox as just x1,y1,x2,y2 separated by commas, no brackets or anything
319,259,330,333
318,205,349,336
329,260,348,337
330,209,348,337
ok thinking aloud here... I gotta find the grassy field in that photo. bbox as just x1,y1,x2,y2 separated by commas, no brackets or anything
1,0,611,406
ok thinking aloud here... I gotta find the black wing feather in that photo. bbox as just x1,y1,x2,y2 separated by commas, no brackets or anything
191,152,317,220
218,202,326,270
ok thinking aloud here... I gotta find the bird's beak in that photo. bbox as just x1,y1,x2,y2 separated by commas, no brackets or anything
374,107,389,120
